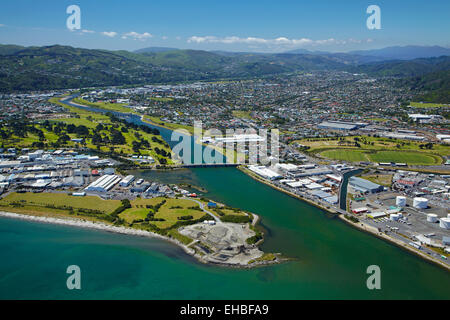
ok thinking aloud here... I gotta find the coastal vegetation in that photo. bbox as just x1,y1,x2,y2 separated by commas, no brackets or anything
0,192,255,248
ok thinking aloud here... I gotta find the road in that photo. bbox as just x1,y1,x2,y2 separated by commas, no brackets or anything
183,198,221,223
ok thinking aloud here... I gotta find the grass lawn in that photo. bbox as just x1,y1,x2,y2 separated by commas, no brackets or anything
150,97,174,102
232,110,252,119
320,149,369,162
143,116,195,135
0,192,121,214
296,135,449,165
368,151,440,165
362,174,393,187
410,102,450,108
72,98,137,114
366,118,390,122
46,97,173,165
121,197,206,229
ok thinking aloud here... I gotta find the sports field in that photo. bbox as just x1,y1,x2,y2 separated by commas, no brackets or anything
295,135,449,165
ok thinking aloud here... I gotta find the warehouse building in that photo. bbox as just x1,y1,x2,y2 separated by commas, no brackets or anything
248,165,282,180
119,175,135,187
85,175,121,192
318,122,358,131
349,177,384,194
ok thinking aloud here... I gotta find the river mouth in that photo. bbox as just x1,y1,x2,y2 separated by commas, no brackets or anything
8,96,445,299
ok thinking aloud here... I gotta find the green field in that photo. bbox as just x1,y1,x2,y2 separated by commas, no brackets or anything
410,102,450,108
320,149,441,165
120,198,207,229
45,98,173,165
143,116,195,135
369,151,439,165
150,97,174,102
0,192,121,216
296,135,449,166
72,98,137,114
232,110,252,119
320,149,369,162
362,174,394,187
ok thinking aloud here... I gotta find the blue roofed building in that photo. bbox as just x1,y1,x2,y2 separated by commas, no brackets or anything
349,177,384,194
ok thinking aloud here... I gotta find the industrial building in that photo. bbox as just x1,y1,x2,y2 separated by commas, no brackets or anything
85,175,121,192
287,167,333,178
317,121,358,131
248,165,282,180
119,175,135,187
349,177,384,194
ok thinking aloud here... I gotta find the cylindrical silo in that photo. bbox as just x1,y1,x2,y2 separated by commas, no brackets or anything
440,218,450,230
427,214,438,223
396,196,407,207
413,197,428,209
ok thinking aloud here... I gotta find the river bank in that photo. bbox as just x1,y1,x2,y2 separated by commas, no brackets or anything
237,166,450,272
238,166,339,214
338,215,450,272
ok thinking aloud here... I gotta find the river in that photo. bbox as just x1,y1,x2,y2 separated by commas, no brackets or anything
0,97,449,299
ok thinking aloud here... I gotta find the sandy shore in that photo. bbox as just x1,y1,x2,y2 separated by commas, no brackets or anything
0,211,278,268
0,211,194,254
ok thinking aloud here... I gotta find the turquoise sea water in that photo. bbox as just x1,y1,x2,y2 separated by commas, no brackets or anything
1,167,449,300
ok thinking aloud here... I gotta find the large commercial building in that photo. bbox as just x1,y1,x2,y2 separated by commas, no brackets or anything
318,122,358,131
85,175,121,192
349,177,384,194
119,175,135,187
248,165,282,180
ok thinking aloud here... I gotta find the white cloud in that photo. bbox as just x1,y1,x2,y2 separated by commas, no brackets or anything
101,31,118,38
81,29,95,34
0,24,5,27
187,36,373,48
122,31,153,41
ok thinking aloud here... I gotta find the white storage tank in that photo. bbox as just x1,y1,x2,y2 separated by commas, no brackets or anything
396,196,407,207
413,197,428,209
390,214,400,221
440,218,450,230
427,214,438,223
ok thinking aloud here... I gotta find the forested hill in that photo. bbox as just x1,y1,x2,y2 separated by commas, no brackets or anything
0,45,348,92
0,44,449,99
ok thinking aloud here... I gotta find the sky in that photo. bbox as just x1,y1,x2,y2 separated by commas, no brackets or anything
0,0,449,53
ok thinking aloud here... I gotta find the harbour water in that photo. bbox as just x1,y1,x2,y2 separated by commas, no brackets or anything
1,167,449,299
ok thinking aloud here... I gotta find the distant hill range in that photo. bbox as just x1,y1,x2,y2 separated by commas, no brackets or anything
348,45,450,61
0,44,448,102
134,47,179,54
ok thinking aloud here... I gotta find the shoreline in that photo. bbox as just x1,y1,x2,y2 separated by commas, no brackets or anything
0,211,278,269
237,166,450,272
338,215,450,272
